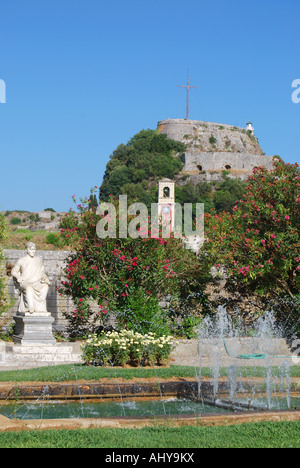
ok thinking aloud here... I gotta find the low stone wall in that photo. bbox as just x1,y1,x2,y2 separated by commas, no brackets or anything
3,249,74,331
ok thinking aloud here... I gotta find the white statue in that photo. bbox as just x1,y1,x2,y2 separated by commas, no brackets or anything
11,242,50,315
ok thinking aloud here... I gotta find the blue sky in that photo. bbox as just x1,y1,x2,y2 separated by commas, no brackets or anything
0,0,299,212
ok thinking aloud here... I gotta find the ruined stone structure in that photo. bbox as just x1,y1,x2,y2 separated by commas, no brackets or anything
157,119,274,180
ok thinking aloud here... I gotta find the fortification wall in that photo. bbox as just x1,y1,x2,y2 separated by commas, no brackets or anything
158,119,274,177
183,151,274,175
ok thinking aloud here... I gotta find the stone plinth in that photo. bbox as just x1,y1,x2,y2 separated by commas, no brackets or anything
13,313,56,345
2,342,83,369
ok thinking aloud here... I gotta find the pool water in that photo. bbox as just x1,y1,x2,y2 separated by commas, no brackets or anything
0,397,229,420
1,396,299,421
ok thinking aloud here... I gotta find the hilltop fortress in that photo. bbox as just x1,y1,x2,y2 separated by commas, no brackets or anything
157,119,274,181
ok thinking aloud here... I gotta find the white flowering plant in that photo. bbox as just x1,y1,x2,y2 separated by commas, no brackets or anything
82,329,175,367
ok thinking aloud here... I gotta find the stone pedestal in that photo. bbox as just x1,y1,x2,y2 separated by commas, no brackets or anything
13,313,56,345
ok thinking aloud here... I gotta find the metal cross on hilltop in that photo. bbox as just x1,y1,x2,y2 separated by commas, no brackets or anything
177,73,198,120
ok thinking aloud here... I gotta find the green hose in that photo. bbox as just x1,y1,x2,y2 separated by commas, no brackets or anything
223,337,295,360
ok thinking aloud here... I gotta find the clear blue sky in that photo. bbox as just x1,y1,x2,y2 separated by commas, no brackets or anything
0,0,299,212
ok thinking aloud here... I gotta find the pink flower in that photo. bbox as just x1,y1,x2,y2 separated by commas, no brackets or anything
285,215,290,220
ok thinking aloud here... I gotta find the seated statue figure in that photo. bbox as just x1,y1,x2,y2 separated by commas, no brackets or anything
11,242,50,315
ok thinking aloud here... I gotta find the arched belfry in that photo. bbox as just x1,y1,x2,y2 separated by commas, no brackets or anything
158,179,175,232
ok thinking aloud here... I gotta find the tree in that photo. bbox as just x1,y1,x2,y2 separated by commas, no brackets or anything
99,129,186,205
214,177,246,213
205,159,300,313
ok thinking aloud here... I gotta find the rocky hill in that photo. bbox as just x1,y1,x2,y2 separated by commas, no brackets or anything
1,210,65,232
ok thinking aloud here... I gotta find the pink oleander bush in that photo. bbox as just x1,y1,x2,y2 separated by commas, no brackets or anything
58,192,210,338
205,158,300,304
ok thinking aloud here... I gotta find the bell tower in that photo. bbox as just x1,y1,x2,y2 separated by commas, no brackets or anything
158,179,175,233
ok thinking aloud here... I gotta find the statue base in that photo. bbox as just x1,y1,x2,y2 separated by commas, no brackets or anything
13,313,56,345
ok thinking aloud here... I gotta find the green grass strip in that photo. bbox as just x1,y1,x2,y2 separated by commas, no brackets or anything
0,364,300,383
0,421,299,448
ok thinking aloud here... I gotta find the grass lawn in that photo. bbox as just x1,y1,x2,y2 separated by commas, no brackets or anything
1,363,300,382
0,421,299,448
0,364,203,382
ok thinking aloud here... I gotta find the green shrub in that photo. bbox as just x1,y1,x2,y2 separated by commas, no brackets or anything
209,135,217,145
46,233,63,248
176,316,202,339
82,330,174,367
116,289,171,337
10,217,21,225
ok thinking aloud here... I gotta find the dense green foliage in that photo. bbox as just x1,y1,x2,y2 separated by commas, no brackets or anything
175,177,246,213
99,129,186,205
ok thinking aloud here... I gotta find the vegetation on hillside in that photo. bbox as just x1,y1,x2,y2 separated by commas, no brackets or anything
99,129,186,206
99,128,247,213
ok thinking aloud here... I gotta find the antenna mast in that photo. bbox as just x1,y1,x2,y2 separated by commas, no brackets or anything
177,72,198,120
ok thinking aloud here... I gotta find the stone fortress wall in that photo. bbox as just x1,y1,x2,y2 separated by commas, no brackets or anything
157,119,274,179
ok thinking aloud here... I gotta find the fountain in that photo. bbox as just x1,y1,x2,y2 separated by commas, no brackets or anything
197,306,298,412
0,301,300,430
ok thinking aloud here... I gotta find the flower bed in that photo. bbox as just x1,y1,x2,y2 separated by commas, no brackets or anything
82,330,175,367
